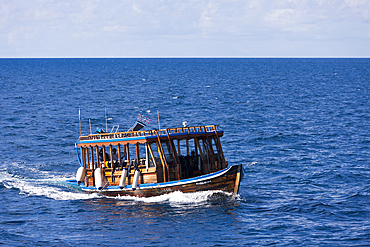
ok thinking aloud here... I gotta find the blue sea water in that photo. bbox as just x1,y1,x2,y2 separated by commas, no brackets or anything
0,58,369,246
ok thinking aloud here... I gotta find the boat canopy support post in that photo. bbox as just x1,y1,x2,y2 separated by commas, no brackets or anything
95,146,100,168
90,146,94,169
102,146,106,167
155,131,169,182
204,127,216,172
117,144,121,165
201,139,211,172
194,137,206,173
110,144,114,169
126,144,130,185
177,140,181,157
126,144,130,166
214,126,226,168
166,129,181,180
85,147,90,169
82,147,86,168
75,145,83,167
136,143,140,167
145,143,149,171
147,143,157,170
156,140,167,182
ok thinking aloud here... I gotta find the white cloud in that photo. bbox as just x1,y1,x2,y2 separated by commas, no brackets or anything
132,3,144,14
0,0,369,57
264,8,296,24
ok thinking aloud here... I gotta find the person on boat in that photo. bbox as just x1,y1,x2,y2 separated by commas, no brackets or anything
112,148,118,160
188,151,200,177
99,149,104,161
190,151,197,165
112,148,119,168
119,150,127,170
99,148,110,164
96,127,105,133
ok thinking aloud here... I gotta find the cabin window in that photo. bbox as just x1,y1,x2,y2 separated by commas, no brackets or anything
198,138,208,161
137,143,150,167
163,141,180,168
144,143,155,168
162,141,173,162
211,137,220,164
177,138,199,160
175,139,191,157
149,142,161,166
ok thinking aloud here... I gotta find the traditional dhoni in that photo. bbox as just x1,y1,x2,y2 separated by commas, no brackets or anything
68,120,243,197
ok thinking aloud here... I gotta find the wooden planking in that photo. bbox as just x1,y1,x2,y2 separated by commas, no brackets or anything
91,164,242,198
103,167,158,186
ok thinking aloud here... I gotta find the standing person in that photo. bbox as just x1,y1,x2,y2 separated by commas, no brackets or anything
112,148,119,169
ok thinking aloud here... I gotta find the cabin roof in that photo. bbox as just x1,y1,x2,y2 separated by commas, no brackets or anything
76,125,223,147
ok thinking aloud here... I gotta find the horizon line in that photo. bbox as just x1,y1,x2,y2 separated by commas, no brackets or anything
0,56,369,59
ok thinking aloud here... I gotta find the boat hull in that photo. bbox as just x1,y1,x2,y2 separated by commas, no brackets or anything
68,164,243,198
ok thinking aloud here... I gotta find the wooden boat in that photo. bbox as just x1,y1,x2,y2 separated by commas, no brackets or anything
67,122,243,198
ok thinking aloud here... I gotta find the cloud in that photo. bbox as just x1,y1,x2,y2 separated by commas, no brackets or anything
0,0,369,57
132,3,144,14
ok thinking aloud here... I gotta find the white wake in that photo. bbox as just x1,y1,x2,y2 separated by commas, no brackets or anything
0,163,99,201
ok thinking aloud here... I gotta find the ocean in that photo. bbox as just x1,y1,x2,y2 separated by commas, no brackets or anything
0,58,369,246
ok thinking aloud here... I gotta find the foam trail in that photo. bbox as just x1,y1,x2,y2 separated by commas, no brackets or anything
2,177,100,200
117,190,233,206
0,169,12,183
1,164,99,201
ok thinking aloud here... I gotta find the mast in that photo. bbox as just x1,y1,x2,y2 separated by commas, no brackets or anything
79,106,81,136
105,107,107,132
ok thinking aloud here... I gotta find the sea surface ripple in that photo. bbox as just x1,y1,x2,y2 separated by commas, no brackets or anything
0,58,369,246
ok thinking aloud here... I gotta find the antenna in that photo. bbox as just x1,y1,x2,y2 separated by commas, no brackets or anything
79,106,81,136
157,110,160,129
89,118,92,135
105,107,107,132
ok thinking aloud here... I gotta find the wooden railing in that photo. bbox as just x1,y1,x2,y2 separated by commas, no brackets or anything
79,125,220,141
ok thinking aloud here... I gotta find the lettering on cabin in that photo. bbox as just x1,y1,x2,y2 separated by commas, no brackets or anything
196,180,212,185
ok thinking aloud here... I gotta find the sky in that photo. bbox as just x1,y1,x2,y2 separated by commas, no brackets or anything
0,0,369,58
